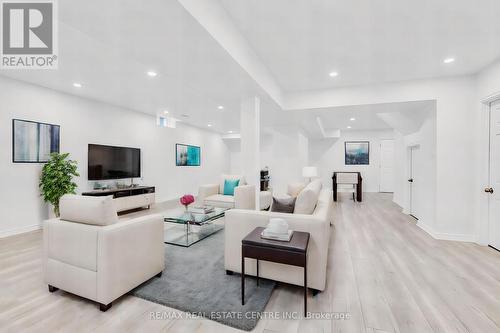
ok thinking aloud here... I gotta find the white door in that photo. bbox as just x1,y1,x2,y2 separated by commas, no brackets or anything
380,139,395,192
488,100,500,249
409,146,420,219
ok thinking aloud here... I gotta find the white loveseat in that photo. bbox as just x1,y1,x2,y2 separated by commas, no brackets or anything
198,174,256,209
43,195,165,311
225,180,333,292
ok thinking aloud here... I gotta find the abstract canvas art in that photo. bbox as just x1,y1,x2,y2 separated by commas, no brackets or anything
345,141,369,165
12,119,60,163
176,144,201,166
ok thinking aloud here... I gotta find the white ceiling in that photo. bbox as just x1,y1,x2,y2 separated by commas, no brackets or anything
219,0,500,92
1,0,496,136
0,0,264,134
263,100,435,138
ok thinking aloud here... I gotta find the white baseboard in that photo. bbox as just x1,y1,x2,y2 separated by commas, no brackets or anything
0,223,42,239
416,222,476,242
392,199,405,212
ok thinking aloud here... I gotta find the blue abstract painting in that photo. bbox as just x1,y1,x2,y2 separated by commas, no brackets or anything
345,141,369,165
176,144,200,166
13,119,60,163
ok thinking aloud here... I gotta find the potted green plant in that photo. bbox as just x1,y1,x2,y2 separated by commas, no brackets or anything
39,152,80,217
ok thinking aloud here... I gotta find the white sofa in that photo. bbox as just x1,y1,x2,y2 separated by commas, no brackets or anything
225,181,332,292
198,174,256,209
43,194,165,311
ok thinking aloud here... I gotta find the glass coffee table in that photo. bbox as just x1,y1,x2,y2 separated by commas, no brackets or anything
163,207,228,247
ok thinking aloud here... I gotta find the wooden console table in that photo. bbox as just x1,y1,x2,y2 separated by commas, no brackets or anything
332,172,362,202
241,227,310,315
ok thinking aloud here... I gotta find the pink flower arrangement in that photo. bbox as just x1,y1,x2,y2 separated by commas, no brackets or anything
180,194,195,210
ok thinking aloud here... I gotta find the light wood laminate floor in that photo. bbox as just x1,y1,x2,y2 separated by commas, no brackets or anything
1,193,500,333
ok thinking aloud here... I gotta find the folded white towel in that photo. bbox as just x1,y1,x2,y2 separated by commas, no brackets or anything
261,229,293,241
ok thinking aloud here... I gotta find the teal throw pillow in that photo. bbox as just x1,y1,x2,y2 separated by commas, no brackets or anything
223,179,240,196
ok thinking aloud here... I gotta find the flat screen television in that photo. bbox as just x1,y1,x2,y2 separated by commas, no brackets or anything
88,144,141,180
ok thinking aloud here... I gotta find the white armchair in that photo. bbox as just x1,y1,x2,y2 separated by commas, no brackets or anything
198,174,255,209
43,195,165,311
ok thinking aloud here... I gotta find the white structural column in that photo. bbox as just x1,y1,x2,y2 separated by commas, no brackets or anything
240,96,261,210
298,130,309,168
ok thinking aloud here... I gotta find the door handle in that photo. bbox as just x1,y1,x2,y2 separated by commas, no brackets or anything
485,187,494,194
408,179,413,183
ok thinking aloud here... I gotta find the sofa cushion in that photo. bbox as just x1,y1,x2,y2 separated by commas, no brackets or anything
59,194,118,226
294,180,322,214
271,197,296,213
287,182,306,197
204,194,235,209
219,174,246,194
223,179,240,196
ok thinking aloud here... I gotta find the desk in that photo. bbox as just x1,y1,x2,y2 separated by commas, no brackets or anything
332,172,362,202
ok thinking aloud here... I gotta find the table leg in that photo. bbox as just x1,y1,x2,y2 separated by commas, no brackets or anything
256,259,259,286
357,182,362,202
241,256,245,305
304,257,307,316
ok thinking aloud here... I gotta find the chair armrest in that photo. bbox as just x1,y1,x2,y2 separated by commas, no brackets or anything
234,185,256,209
43,218,100,272
97,214,165,304
225,209,329,239
198,184,219,204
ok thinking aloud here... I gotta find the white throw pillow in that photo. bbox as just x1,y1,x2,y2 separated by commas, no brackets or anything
287,182,306,198
59,194,118,226
293,180,322,214
219,174,246,193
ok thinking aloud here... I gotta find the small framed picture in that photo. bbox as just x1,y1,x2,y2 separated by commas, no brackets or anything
175,143,201,166
345,141,369,165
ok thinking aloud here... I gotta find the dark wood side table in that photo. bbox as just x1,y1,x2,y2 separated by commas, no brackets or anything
241,227,310,315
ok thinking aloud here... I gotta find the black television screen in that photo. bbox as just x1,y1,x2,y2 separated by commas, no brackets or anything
88,144,141,180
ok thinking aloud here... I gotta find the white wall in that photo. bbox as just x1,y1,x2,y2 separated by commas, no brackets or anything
231,127,396,195
260,127,308,194
219,65,494,244
309,129,394,192
0,76,229,237
228,126,310,194
475,59,500,245
393,112,437,231
285,76,478,241
392,130,406,208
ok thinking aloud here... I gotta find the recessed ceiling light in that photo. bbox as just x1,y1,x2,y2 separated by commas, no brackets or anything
147,71,158,77
350,117,356,121
228,130,233,133
207,124,212,127
443,58,455,64
73,82,82,88
347,126,352,129
217,105,224,110
329,71,339,77
163,110,169,114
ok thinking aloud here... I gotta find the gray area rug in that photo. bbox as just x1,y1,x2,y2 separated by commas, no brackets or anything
130,230,275,331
